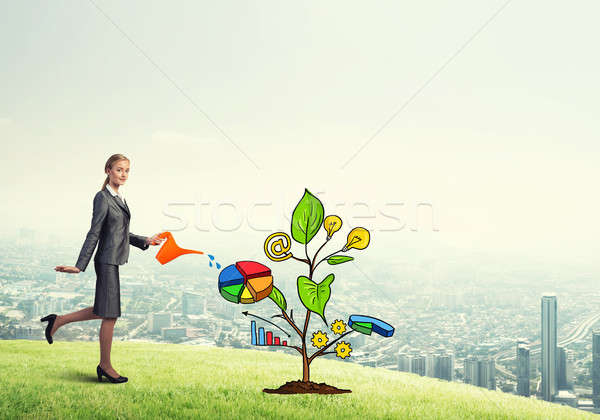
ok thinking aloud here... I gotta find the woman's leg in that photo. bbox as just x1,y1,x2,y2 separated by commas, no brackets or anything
50,306,101,336
99,317,120,377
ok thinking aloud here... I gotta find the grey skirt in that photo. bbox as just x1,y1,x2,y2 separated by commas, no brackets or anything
93,261,121,318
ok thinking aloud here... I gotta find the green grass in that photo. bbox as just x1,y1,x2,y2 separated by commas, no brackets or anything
0,340,594,419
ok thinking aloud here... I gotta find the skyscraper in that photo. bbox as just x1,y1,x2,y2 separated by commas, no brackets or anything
517,342,530,397
464,356,495,390
558,346,567,390
437,354,454,382
541,293,558,401
410,355,426,376
398,352,427,376
426,354,435,378
593,331,600,409
464,356,478,386
182,291,203,316
148,312,172,334
484,359,496,390
425,353,454,381
397,352,411,372
557,346,573,390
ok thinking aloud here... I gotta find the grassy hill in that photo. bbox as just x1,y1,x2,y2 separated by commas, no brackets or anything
0,340,595,419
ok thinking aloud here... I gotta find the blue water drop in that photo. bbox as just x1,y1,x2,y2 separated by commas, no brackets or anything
216,262,221,269
208,254,215,261
209,261,213,267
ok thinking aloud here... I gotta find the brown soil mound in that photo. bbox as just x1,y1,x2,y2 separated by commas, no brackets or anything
263,380,352,394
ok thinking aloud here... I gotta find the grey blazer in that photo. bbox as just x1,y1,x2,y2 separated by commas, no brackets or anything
75,187,149,272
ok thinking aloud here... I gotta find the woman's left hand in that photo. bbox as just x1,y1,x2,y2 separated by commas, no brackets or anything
146,233,166,246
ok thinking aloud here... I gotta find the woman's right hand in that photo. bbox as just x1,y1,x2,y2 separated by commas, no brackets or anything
54,265,81,274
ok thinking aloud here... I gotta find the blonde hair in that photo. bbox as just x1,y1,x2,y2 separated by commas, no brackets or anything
101,154,130,191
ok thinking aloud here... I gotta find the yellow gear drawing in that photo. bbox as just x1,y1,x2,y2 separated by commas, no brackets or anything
335,341,352,359
311,331,329,348
331,319,347,335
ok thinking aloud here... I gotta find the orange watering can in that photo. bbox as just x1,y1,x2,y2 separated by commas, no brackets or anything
155,231,203,265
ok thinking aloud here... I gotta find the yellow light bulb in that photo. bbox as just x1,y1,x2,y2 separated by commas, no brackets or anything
323,215,342,240
342,227,370,251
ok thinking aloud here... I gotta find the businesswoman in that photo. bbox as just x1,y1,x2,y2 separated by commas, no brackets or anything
44,153,164,384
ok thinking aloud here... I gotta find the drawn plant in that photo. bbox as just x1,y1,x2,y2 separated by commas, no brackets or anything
258,189,393,391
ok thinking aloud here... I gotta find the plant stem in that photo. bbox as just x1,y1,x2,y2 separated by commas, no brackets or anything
301,310,311,382
287,345,303,355
280,309,302,338
312,248,344,274
303,311,311,338
304,242,310,270
309,239,329,278
291,255,310,265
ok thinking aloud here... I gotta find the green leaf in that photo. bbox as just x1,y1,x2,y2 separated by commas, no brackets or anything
327,255,354,265
268,286,287,312
297,274,334,324
291,189,324,244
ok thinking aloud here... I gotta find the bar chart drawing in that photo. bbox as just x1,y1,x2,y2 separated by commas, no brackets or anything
250,320,288,348
251,321,257,345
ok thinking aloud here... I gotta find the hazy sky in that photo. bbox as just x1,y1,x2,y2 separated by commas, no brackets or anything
1,1,599,266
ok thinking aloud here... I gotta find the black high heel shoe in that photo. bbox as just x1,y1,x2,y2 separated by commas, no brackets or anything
97,365,128,384
40,314,57,344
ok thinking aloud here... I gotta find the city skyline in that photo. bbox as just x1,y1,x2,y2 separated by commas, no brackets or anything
2,238,600,413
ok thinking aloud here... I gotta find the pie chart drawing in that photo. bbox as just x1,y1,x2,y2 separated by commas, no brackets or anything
348,315,394,337
218,261,273,304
